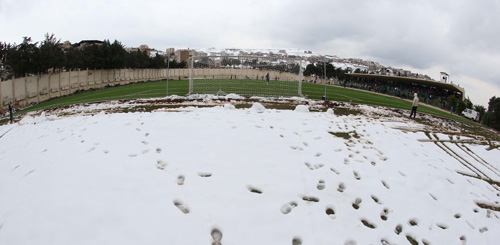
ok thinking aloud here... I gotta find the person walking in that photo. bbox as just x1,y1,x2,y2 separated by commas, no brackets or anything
409,93,419,119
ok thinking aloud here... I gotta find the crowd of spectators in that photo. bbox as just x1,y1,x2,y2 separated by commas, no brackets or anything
330,79,459,110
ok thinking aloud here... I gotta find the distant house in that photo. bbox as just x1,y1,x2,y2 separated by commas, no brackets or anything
76,40,104,49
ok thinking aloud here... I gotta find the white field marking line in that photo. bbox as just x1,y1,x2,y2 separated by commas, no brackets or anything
427,133,483,177
0,128,14,139
454,143,500,179
438,141,492,180
465,144,500,174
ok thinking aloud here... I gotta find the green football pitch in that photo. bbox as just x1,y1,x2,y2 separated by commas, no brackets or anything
15,79,471,123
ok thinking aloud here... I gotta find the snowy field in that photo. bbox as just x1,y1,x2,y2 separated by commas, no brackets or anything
0,96,499,245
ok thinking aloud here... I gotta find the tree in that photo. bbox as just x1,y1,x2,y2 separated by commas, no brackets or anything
39,33,64,73
486,96,500,130
1,42,12,80
109,40,126,69
474,105,486,123
6,37,40,77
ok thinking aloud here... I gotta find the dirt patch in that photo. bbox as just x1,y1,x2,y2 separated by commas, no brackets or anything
329,131,360,140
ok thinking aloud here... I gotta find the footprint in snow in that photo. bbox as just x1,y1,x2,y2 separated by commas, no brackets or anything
177,175,185,185
317,180,325,190
352,198,362,209
156,160,167,170
302,196,319,202
380,208,389,221
292,237,302,245
394,224,403,235
361,219,376,229
408,218,418,226
353,171,361,180
330,168,340,175
371,195,382,204
24,169,36,177
325,205,336,219
247,186,263,194
337,183,346,193
436,223,448,230
173,200,190,214
281,201,298,214
381,180,390,189
211,228,223,245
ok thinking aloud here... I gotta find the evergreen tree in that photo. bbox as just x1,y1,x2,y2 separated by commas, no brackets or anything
486,96,500,130
474,105,486,123
1,42,12,80
6,37,40,77
39,33,64,73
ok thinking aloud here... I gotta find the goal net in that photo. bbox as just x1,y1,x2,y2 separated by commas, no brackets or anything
188,56,303,97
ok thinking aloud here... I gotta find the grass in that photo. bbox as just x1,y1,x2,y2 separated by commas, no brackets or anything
11,79,477,124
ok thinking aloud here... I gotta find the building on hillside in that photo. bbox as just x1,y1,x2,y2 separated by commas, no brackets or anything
140,45,150,56
175,49,193,67
62,41,72,50
166,48,175,56
149,49,165,57
125,47,140,53
76,40,104,49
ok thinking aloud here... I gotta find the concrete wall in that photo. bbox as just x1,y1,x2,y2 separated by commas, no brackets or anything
0,68,173,112
0,67,308,113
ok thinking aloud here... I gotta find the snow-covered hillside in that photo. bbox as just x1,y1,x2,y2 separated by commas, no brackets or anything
0,97,499,245
195,47,369,72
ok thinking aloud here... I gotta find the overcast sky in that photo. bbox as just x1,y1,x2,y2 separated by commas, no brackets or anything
1,0,499,107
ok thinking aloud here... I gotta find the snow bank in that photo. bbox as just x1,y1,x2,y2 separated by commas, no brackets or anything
294,105,309,112
223,103,235,110
250,103,266,112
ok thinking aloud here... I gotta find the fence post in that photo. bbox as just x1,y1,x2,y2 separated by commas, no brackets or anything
85,68,89,89
77,69,80,91
12,76,15,106
37,74,40,104
24,73,28,107
58,71,62,97
48,73,52,100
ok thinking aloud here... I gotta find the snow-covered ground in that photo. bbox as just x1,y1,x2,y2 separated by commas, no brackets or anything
0,97,499,245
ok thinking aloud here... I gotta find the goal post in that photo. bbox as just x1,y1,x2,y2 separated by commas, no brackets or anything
188,56,303,97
